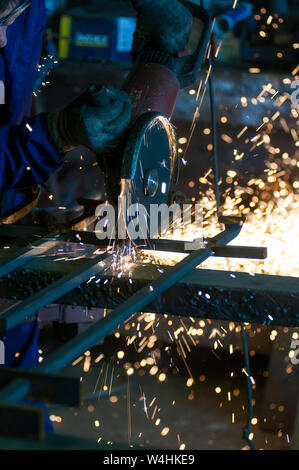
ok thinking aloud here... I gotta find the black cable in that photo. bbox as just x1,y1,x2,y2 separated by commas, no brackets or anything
241,322,257,450
208,53,221,219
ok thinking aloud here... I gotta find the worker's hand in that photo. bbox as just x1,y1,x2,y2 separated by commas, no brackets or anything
131,0,192,60
47,84,132,153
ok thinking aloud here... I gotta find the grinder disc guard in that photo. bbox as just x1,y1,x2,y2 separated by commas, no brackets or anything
119,112,179,241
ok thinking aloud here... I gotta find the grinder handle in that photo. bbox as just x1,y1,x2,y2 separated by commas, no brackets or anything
176,2,212,88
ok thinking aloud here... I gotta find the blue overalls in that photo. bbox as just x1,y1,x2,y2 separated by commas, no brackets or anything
0,0,64,212
0,1,64,433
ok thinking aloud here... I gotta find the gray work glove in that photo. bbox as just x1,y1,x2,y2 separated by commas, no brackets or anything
47,84,132,153
131,0,192,60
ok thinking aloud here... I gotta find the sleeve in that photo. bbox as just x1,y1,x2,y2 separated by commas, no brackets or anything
0,112,65,193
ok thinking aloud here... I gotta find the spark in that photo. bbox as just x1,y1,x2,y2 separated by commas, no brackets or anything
237,126,248,138
72,356,84,366
161,427,170,436
292,65,299,76
142,393,149,418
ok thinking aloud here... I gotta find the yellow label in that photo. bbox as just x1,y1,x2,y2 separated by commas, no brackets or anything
59,15,72,58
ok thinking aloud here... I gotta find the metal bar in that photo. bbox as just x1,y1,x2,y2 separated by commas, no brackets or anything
0,252,112,331
0,368,82,407
0,260,298,325
140,242,267,259
0,233,58,278
0,223,241,404
54,267,298,326
60,230,266,259
212,245,267,259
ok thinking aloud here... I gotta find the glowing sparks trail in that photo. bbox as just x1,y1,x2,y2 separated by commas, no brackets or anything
60,36,299,451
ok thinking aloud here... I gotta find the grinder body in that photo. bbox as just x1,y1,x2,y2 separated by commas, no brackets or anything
122,2,212,121
123,62,180,120
100,3,212,231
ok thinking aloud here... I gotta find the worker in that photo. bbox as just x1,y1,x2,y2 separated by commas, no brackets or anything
0,0,191,213
0,0,191,421
0,0,133,216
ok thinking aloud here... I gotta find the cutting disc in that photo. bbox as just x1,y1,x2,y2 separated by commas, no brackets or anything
119,112,179,241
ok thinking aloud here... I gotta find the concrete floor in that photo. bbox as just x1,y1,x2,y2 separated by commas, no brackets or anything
44,331,292,450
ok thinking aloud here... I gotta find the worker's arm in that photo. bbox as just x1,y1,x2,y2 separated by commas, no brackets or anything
0,112,64,193
47,84,132,153
131,0,192,60
0,84,131,194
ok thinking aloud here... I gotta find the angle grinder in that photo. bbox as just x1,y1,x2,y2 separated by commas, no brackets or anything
98,2,212,241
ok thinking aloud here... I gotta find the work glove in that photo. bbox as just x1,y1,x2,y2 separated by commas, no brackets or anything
47,84,132,153
131,0,192,61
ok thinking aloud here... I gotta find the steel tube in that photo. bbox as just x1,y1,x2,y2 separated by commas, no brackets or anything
0,234,58,279
0,252,111,331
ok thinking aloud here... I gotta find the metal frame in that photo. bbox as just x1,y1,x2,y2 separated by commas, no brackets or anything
0,217,244,437
0,213,297,445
